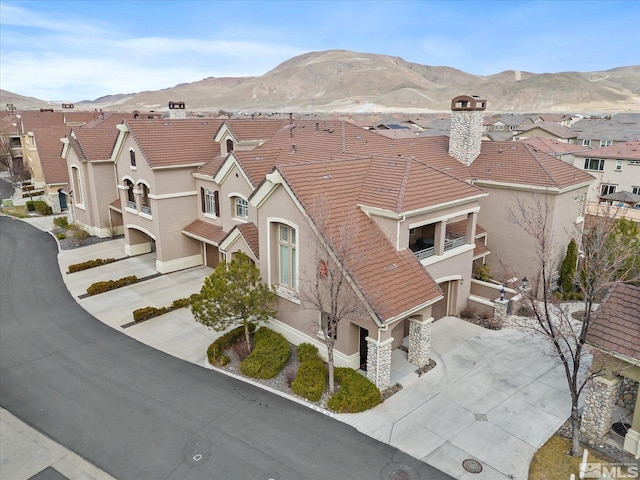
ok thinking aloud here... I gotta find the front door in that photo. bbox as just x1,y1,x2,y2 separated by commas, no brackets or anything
359,327,369,371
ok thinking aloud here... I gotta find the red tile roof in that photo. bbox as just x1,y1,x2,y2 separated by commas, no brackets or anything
182,219,227,245
574,140,640,160
71,128,119,161
234,222,260,260
126,119,223,168
587,283,640,361
32,127,70,185
221,119,289,142
519,136,590,156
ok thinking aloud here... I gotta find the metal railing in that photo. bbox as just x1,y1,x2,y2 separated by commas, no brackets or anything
412,234,466,260
127,200,136,210
141,205,152,215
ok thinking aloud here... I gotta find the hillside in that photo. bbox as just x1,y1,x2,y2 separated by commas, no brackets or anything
3,50,639,113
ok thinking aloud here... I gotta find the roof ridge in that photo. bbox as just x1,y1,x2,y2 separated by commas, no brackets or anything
523,143,561,189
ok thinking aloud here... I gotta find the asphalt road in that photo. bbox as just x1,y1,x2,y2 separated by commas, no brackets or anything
0,216,453,480
0,177,15,201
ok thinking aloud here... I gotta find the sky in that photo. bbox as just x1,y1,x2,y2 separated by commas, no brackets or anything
1,0,639,102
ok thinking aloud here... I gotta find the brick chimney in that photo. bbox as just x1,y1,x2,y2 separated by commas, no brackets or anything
449,95,486,166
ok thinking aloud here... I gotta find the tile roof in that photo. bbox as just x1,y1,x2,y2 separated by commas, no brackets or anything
571,117,640,142
182,219,227,245
32,127,71,185
519,122,577,139
587,283,640,361
63,112,100,125
18,111,66,130
222,119,289,142
70,127,119,161
234,222,260,260
573,139,640,160
276,158,444,322
519,136,590,155
125,119,223,168
470,142,595,189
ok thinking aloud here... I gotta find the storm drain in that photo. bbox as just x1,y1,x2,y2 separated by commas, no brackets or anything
380,463,418,480
462,458,483,474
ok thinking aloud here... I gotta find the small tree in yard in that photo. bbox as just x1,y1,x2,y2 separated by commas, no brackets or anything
191,252,278,352
301,196,369,395
508,196,640,457
559,238,579,298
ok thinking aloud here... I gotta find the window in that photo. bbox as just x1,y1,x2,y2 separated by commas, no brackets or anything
129,148,136,167
278,224,297,289
235,197,248,218
494,124,504,131
601,184,617,196
71,166,84,206
226,138,234,153
632,186,640,195
600,140,613,147
125,179,135,209
509,125,518,131
140,184,151,215
582,139,591,147
584,158,605,171
615,160,623,172
201,188,219,216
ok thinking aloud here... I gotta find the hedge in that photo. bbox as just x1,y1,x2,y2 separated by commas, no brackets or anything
86,275,138,296
53,216,69,228
207,323,257,366
327,367,381,413
69,258,116,273
239,327,290,379
133,294,201,323
291,344,327,402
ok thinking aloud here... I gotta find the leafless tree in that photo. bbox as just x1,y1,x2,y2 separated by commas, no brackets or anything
301,195,369,395
508,194,640,456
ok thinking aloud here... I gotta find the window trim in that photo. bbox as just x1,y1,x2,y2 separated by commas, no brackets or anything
234,196,248,219
615,160,623,172
202,188,219,217
601,184,617,196
582,139,591,147
584,157,605,171
71,165,85,209
599,140,613,148
129,148,137,169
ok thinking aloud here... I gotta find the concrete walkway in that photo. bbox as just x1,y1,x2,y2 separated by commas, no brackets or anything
2,216,584,479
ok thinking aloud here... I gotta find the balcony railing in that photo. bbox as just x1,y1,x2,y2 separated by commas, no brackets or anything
412,233,466,260
141,205,152,215
127,200,136,210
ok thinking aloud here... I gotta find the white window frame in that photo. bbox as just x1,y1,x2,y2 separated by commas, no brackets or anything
494,124,504,131
71,166,85,209
234,197,248,218
615,160,623,172
601,184,617,196
632,186,640,195
584,158,605,171
204,189,217,217
278,224,297,290
582,139,591,147
600,140,613,147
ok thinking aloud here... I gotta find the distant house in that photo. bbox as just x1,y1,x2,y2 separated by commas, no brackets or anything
581,283,640,458
573,139,640,205
571,114,640,148
513,121,577,143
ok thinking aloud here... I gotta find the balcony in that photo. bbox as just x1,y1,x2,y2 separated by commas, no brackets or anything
411,233,466,260
127,200,136,210
141,205,152,216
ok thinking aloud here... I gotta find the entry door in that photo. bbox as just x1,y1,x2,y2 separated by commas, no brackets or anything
359,327,369,371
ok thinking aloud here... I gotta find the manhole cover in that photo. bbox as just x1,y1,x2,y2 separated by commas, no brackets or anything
612,422,631,437
380,463,418,480
462,458,483,474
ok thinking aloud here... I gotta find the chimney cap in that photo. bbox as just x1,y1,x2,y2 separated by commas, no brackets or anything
451,95,486,111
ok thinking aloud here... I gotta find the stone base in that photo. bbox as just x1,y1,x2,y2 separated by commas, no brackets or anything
366,337,393,390
408,317,432,366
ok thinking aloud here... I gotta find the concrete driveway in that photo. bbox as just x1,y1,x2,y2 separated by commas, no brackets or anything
338,317,587,479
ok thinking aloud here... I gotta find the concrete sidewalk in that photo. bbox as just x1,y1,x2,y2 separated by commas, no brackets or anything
4,217,582,479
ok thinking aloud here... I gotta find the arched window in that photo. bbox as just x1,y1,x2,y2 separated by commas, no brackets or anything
129,148,136,167
71,166,84,206
234,197,248,219
125,179,135,209
226,138,234,153
278,224,297,289
140,184,151,215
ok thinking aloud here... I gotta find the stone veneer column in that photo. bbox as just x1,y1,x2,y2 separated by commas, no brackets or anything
366,336,393,390
493,298,508,325
581,375,621,439
50,193,61,214
408,317,432,366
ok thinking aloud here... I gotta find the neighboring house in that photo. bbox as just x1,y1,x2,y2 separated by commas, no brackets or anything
513,121,577,143
573,139,640,205
519,136,591,165
53,96,595,388
581,283,640,458
571,114,640,148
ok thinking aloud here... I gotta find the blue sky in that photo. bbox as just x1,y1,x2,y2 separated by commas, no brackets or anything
2,0,639,101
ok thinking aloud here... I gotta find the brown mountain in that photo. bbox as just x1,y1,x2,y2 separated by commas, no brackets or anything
3,50,640,113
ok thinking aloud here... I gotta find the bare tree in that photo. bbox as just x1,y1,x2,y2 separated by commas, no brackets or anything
301,196,369,395
508,194,640,456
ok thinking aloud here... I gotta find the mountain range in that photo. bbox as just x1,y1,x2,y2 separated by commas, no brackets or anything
3,50,640,113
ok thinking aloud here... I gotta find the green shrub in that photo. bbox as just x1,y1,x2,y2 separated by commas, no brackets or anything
207,323,256,366
474,263,492,282
327,368,381,413
133,306,168,322
170,293,200,310
86,275,138,296
56,233,66,240
26,201,35,212
239,328,290,379
296,343,320,363
68,258,116,273
33,200,52,215
53,216,69,228
292,359,327,402
67,225,90,243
